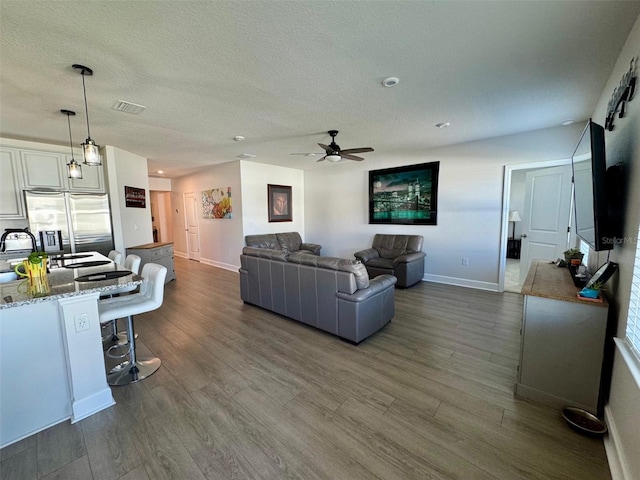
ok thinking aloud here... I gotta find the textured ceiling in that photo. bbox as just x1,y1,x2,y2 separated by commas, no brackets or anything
1,1,639,178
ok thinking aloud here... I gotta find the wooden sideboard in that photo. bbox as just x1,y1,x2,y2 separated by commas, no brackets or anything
515,260,609,413
127,242,175,283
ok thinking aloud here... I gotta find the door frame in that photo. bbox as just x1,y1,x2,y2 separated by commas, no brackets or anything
500,158,572,292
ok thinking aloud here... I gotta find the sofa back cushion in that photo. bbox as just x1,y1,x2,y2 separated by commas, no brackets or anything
276,232,302,253
242,247,288,261
245,233,280,250
288,252,369,289
372,234,424,258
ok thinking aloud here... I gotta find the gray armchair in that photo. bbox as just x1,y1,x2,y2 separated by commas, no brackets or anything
354,234,425,288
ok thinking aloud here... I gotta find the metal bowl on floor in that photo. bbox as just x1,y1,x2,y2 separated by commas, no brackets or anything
562,406,607,436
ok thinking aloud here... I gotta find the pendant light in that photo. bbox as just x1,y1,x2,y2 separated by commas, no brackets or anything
61,109,82,179
72,64,102,166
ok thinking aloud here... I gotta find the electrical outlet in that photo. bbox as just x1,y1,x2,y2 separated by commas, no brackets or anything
462,257,469,266
74,313,89,332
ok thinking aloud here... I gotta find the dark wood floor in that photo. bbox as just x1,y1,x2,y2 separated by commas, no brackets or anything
1,256,611,479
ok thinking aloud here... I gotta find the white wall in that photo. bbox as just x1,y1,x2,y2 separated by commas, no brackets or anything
149,176,172,191
304,124,584,290
104,146,153,252
171,161,243,270
590,15,640,480
240,160,305,237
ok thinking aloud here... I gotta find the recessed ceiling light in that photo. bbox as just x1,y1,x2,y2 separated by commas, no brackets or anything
562,119,575,126
435,122,450,128
157,170,164,174
234,135,245,141
382,77,399,87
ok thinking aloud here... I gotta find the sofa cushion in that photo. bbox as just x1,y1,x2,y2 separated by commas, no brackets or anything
276,232,302,254
242,246,288,261
245,234,280,250
372,234,423,259
317,257,369,290
365,257,395,269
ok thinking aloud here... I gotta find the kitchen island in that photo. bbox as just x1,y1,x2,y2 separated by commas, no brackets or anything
0,253,142,448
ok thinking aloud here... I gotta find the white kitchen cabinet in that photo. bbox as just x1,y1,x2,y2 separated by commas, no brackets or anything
127,242,176,283
515,260,609,413
0,148,26,219
19,149,67,190
66,155,105,192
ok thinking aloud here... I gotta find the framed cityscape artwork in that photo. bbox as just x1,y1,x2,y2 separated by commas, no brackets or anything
368,162,439,225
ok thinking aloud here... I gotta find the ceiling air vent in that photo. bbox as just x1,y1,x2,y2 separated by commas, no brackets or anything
112,100,146,115
237,153,256,159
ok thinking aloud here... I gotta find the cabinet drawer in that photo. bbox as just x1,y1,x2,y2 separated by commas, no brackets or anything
148,245,173,259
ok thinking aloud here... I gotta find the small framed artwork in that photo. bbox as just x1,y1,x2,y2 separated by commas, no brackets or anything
124,186,146,208
268,184,292,222
369,161,439,225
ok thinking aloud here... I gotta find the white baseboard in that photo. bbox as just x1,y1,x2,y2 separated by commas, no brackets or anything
70,388,115,423
199,258,239,273
604,405,631,480
422,273,499,292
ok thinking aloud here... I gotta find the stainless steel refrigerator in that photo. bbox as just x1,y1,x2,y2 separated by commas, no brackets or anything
25,191,115,256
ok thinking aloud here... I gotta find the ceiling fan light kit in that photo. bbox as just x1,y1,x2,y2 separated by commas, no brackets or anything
316,130,374,163
73,64,102,166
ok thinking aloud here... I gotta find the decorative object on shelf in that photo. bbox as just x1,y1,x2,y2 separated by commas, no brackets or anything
72,64,102,166
202,187,232,219
124,186,146,208
563,247,584,265
61,109,82,179
268,184,292,222
508,210,521,239
369,162,439,225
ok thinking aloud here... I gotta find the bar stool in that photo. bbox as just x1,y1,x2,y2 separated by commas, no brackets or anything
108,250,123,266
101,254,142,346
98,263,167,386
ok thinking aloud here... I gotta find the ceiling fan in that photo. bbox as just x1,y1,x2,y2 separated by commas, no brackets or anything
291,130,374,162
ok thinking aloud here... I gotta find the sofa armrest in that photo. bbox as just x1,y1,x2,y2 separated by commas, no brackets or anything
300,243,322,255
336,274,396,302
392,251,426,265
354,248,380,263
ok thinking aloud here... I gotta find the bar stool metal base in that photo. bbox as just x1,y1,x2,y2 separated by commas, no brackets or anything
107,357,161,386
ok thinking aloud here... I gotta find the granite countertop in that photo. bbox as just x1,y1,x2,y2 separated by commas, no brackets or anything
0,252,143,310
521,259,608,307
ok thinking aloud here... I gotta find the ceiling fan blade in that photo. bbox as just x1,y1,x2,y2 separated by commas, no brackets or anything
341,153,364,161
318,143,337,153
290,153,321,156
340,147,374,154
316,156,326,162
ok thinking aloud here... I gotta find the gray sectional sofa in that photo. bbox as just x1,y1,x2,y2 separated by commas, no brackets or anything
239,232,396,343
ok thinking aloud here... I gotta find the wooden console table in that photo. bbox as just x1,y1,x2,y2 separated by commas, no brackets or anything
515,260,609,413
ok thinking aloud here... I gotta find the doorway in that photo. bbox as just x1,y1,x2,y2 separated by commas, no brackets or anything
501,159,573,292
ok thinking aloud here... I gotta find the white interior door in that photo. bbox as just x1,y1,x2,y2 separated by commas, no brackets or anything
519,165,572,284
184,192,200,261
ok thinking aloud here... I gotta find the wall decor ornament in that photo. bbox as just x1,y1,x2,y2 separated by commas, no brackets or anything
268,184,292,222
369,162,439,225
202,187,232,219
124,186,146,208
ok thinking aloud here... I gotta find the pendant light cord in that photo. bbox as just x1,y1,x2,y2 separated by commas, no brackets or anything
81,72,92,139
66,113,75,158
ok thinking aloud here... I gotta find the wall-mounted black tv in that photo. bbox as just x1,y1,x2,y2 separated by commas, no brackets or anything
570,120,614,251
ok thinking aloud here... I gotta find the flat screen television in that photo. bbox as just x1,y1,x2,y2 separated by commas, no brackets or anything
570,120,614,251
